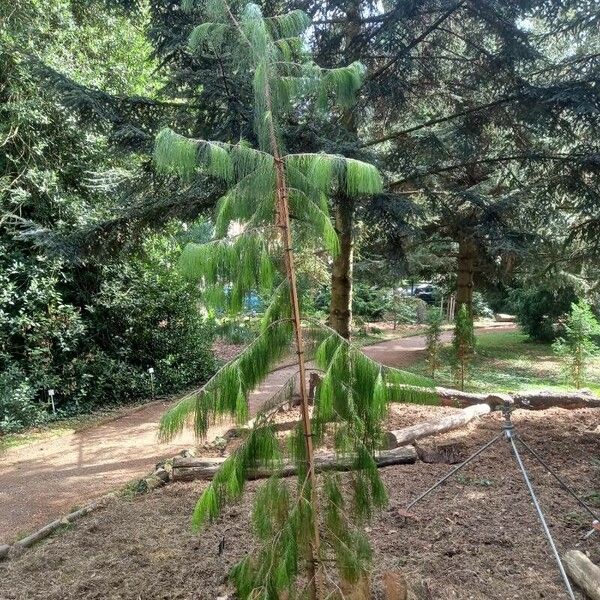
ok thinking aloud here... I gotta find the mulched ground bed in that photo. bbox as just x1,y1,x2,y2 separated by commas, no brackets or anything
1,405,599,599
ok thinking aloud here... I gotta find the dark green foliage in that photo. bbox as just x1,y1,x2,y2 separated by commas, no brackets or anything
306,0,600,313
552,300,600,389
451,305,475,391
351,284,392,320
0,2,217,431
509,285,578,342
315,283,394,321
0,368,42,433
0,233,215,432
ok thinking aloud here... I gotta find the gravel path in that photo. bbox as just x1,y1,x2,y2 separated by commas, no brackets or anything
0,324,515,543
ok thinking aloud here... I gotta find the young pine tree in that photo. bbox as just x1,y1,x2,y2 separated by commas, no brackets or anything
451,305,475,391
425,307,444,379
154,2,435,599
552,300,600,389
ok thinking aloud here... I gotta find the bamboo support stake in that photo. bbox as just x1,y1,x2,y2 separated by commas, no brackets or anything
265,76,321,597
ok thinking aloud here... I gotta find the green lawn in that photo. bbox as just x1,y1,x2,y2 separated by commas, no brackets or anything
409,329,600,395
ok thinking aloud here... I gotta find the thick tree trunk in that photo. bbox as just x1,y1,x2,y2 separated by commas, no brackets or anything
171,446,418,482
456,236,476,314
328,0,361,340
330,196,355,339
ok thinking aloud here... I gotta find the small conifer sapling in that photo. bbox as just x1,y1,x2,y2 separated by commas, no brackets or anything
154,2,436,598
552,299,600,389
425,307,444,379
451,305,475,391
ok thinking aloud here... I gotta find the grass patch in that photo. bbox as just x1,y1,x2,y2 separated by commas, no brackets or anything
0,425,74,453
408,329,600,394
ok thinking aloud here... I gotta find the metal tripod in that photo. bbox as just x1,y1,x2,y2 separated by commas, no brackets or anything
405,399,600,600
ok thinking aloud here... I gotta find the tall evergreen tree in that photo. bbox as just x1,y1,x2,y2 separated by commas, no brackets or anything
31,0,600,324
154,2,434,597
299,0,600,318
370,1,600,313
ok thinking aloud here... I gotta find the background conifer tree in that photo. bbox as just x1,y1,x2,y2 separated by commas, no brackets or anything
451,305,475,391
425,307,444,379
154,2,435,598
552,300,600,389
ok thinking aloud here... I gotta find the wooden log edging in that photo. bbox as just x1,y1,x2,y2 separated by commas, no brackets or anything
0,493,115,561
435,387,600,410
384,403,491,449
563,550,600,600
171,446,418,482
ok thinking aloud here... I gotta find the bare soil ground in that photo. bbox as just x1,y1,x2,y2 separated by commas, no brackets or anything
1,403,598,600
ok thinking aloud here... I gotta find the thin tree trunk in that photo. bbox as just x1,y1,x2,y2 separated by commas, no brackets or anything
328,0,361,340
330,197,355,339
456,235,476,314
221,6,320,598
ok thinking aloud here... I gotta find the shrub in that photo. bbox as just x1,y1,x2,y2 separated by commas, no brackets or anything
509,285,578,342
0,234,215,429
387,295,428,326
352,283,391,320
87,235,216,399
0,368,45,433
552,300,600,388
315,283,394,321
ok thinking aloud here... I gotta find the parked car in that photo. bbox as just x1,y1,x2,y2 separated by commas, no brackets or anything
398,283,439,305
413,284,438,304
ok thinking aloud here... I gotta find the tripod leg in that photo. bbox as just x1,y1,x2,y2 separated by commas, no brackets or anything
509,436,576,600
515,434,599,522
406,433,502,511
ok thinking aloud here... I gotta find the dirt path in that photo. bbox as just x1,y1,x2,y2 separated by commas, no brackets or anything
0,324,514,543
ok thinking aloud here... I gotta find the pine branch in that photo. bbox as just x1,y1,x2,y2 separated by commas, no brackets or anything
366,0,466,83
388,153,592,188
362,94,520,147
159,317,293,442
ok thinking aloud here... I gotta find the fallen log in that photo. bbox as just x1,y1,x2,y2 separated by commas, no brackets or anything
563,550,600,600
384,403,491,449
171,446,417,482
12,494,114,551
435,387,600,410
